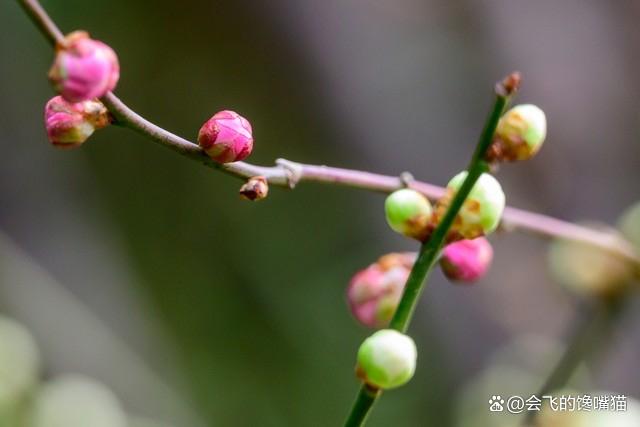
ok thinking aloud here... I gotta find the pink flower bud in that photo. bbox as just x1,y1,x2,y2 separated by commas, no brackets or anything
197,110,253,163
347,253,415,328
44,96,110,148
49,31,120,102
439,237,493,283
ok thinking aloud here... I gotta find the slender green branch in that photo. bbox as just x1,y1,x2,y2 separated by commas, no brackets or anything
344,386,380,427
343,74,517,426
522,296,626,426
390,84,510,331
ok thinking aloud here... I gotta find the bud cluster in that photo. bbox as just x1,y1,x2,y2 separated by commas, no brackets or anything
41,32,259,161
384,172,505,243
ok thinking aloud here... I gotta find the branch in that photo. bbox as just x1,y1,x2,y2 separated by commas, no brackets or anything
16,0,639,270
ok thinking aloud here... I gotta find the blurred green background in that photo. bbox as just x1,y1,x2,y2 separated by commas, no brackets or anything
1,0,639,426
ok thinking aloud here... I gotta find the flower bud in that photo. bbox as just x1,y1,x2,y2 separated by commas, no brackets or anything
548,223,636,298
198,110,253,163
356,329,417,390
490,104,547,162
49,31,120,102
44,96,110,148
617,201,640,250
435,171,505,240
347,253,415,328
28,375,127,427
384,189,433,239
239,176,268,201
440,237,493,283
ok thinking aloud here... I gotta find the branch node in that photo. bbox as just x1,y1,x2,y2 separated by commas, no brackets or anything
399,172,415,188
275,158,303,189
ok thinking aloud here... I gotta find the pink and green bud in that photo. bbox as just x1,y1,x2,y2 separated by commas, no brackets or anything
384,189,433,240
44,96,110,148
439,237,493,283
198,110,254,163
49,31,120,102
347,253,415,328
490,104,547,162
356,329,417,390
435,171,505,240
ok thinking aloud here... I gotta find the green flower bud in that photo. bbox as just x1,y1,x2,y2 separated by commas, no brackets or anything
617,201,640,250
384,189,433,239
356,329,417,390
435,171,505,240
491,104,547,162
28,375,127,427
548,223,635,298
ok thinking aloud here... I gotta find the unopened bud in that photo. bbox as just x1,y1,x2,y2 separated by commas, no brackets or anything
198,110,253,163
384,189,432,240
435,171,505,240
347,253,415,328
490,104,547,162
440,237,493,283
44,96,110,148
356,329,417,390
548,224,635,298
239,176,268,201
49,31,120,102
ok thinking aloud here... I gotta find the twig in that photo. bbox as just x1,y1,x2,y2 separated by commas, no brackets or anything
15,0,640,269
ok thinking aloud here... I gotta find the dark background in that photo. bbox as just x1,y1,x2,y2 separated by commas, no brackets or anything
1,1,639,426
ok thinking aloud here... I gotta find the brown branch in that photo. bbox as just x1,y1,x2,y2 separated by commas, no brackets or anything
17,0,640,270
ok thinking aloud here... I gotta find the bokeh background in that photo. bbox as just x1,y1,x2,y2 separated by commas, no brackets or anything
1,0,639,426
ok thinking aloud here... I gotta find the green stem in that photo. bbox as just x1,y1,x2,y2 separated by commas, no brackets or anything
343,74,517,426
344,386,380,427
